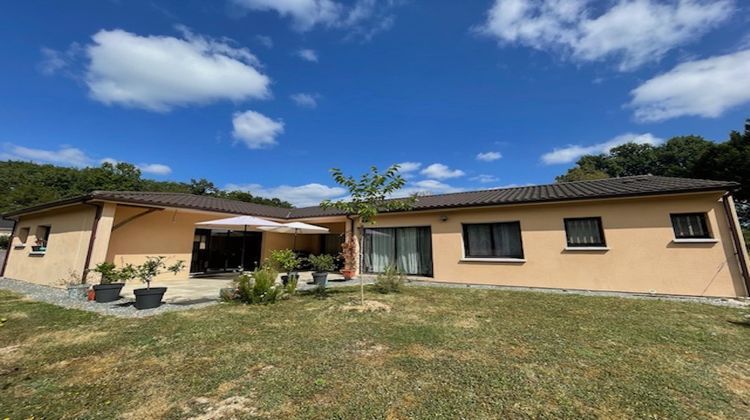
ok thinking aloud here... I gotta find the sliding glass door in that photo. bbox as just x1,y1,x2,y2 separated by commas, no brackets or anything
363,226,433,276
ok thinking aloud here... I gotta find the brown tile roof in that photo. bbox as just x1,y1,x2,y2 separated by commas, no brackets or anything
2,176,739,219
287,175,739,218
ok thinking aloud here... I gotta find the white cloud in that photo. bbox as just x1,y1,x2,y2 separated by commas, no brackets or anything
231,0,401,39
420,163,465,180
231,110,285,149
296,48,319,62
541,133,663,165
396,161,422,173
83,28,270,111
1,144,92,167
476,151,502,162
290,93,319,108
394,179,464,197
225,182,347,207
1,144,172,175
477,0,733,71
138,163,172,175
255,35,273,48
471,174,499,183
629,49,750,122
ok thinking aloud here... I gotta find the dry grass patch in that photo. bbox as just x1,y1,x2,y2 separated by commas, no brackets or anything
339,300,392,313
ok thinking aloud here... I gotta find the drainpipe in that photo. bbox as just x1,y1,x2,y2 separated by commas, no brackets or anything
80,202,103,284
721,192,750,295
0,219,17,278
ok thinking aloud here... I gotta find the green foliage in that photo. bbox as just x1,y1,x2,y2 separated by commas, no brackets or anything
374,265,406,294
307,254,336,272
320,164,414,224
556,122,750,225
285,274,299,295
320,164,414,304
234,267,284,304
133,257,185,288
267,249,300,274
0,160,292,215
0,235,8,250
90,262,120,285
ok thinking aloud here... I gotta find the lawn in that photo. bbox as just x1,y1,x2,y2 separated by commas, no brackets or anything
1,285,749,419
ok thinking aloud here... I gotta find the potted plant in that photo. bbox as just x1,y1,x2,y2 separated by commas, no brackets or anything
58,270,89,300
307,254,336,288
90,262,127,303
133,257,185,310
268,249,300,286
339,236,358,280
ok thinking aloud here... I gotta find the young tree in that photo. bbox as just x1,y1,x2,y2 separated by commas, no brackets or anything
320,165,415,304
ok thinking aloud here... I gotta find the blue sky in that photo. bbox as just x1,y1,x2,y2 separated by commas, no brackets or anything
1,0,749,206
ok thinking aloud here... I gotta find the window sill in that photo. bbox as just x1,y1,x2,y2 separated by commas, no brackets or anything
29,251,46,256
13,244,26,249
672,238,718,244
460,258,526,263
564,246,609,251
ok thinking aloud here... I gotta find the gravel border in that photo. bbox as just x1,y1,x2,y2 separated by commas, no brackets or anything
0,277,219,318
405,279,750,308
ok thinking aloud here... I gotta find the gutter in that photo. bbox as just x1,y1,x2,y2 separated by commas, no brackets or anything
0,219,16,278
80,202,103,284
721,192,750,295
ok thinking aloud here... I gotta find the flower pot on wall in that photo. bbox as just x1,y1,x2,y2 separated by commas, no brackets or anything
312,272,328,288
93,283,125,303
66,284,89,300
134,287,167,310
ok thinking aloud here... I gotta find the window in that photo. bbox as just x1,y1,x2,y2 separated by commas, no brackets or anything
15,227,29,247
671,213,711,239
462,222,524,259
363,227,433,276
564,217,606,248
32,225,51,253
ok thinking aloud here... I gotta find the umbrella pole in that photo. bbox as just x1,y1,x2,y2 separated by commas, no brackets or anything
241,225,247,271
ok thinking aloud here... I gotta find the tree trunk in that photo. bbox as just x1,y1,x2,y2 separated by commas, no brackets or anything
357,225,365,305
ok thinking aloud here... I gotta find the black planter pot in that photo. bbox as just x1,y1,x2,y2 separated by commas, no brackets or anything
134,287,167,310
312,272,328,288
281,273,299,286
93,283,125,303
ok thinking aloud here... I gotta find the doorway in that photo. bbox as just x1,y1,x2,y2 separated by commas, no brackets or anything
190,229,262,274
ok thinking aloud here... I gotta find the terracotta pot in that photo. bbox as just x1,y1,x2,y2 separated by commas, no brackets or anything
341,269,355,280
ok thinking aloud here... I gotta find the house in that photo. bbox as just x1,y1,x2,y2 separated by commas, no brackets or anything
1,175,748,297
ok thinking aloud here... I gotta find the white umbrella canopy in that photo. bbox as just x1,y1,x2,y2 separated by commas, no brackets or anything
260,222,330,250
196,215,284,270
259,221,329,235
196,215,283,230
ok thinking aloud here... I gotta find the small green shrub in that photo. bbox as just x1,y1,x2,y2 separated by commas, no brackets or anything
267,249,300,274
234,267,284,304
307,254,336,272
0,235,9,250
374,265,406,294
90,262,120,285
285,274,299,295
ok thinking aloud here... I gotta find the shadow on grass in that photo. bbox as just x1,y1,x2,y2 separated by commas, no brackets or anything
726,319,750,328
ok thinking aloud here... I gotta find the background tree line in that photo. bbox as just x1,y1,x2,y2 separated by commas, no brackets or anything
0,160,292,214
557,120,750,229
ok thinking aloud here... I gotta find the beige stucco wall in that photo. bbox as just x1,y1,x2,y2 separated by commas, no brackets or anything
3,205,96,286
360,193,748,297
106,206,222,281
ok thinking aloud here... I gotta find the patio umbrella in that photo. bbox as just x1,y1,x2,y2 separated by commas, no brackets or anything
196,216,283,271
260,221,329,250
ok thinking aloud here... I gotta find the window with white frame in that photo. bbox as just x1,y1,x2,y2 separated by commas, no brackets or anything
564,217,606,248
462,222,524,259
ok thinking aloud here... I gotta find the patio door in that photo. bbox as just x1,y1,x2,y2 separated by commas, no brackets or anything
190,229,263,274
363,227,433,276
